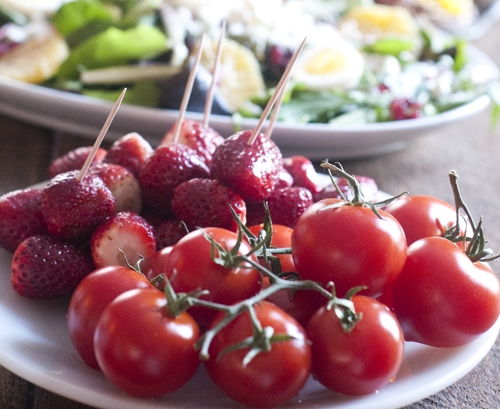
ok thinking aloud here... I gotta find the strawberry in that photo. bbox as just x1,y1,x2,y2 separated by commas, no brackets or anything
104,132,153,177
49,146,107,178
283,155,322,193
210,130,283,202
90,211,156,268
313,175,378,203
172,178,246,232
162,120,224,166
275,166,294,189
246,187,313,228
11,234,94,299
89,163,142,214
138,144,210,217
150,218,188,249
41,171,115,244
0,188,48,253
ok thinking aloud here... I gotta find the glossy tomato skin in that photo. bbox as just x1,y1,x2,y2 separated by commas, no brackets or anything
205,301,311,408
67,265,154,369
164,227,261,327
141,246,173,283
94,288,200,398
291,198,407,298
392,236,500,347
306,295,404,395
384,194,457,246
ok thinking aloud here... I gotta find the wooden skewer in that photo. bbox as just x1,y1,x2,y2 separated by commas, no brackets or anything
169,33,206,145
264,78,288,140
202,21,226,129
77,88,127,182
248,36,307,146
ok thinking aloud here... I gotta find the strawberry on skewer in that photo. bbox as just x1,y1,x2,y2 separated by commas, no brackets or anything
159,27,226,166
210,38,307,203
41,89,126,244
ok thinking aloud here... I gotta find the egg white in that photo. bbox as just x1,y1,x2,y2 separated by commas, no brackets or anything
291,39,365,91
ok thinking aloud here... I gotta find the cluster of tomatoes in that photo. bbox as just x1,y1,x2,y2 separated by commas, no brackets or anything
65,163,500,408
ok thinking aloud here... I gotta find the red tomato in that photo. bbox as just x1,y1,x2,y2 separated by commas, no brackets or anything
67,265,154,369
164,227,262,327
141,246,173,283
392,236,500,347
248,223,296,273
94,288,200,398
384,194,457,245
306,295,404,395
292,198,407,298
205,301,311,408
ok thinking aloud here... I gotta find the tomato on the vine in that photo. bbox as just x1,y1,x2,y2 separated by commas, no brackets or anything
306,295,404,395
164,227,262,327
67,265,154,369
292,198,407,298
247,223,296,273
392,236,500,347
204,301,311,408
384,194,458,245
94,288,200,398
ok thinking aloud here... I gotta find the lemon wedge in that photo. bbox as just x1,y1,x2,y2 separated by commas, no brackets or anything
291,39,365,91
0,29,69,83
200,38,265,112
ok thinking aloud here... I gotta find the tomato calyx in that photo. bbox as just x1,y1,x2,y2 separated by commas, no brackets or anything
162,274,209,318
325,285,364,333
445,170,499,262
319,160,407,217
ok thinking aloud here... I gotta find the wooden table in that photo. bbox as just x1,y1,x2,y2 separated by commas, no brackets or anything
1,25,500,409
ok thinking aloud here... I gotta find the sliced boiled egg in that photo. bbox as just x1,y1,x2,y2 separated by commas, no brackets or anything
291,39,365,91
415,0,475,17
339,4,420,52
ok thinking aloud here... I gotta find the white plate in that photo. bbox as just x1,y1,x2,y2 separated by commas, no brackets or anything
0,45,497,160
0,246,498,409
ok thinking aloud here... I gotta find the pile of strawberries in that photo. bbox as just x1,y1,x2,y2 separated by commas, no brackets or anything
0,119,378,300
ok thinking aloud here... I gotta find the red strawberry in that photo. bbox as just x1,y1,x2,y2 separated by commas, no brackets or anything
247,187,313,228
172,178,246,232
150,219,188,249
138,144,210,217
162,120,224,166
90,211,156,268
0,188,48,252
41,171,116,244
89,163,142,214
104,132,153,177
49,146,107,178
11,234,94,299
313,175,378,203
275,166,294,189
210,130,283,202
283,155,322,193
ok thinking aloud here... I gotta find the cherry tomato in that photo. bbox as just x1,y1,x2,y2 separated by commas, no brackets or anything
205,301,311,408
384,194,457,245
306,295,404,395
67,265,154,369
94,288,200,398
392,236,500,347
292,198,407,298
248,223,296,273
164,227,262,327
141,246,173,283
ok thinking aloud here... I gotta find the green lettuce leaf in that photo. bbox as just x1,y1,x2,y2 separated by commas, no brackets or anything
56,24,168,80
51,0,113,37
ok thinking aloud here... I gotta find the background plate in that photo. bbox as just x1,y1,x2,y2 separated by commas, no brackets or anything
0,46,496,160
0,246,498,409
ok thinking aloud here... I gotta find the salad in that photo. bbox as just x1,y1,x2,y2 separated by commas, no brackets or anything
0,0,497,125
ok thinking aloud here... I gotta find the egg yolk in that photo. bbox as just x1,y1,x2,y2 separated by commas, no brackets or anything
304,49,347,76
